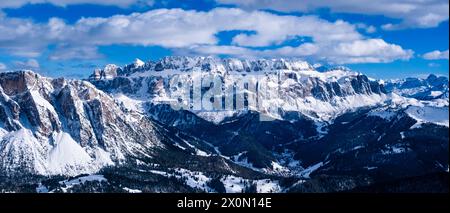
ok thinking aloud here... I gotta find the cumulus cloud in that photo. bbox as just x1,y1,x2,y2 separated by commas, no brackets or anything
49,45,104,60
13,59,40,70
0,16,49,57
216,0,449,29
0,0,155,8
56,8,356,48
355,23,376,34
0,63,7,71
422,50,449,60
0,8,413,64
328,39,414,63
176,45,256,57
180,39,413,64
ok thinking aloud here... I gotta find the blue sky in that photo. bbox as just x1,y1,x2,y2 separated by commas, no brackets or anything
0,0,448,79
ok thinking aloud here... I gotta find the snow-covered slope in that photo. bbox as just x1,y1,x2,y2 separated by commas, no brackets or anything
406,106,449,128
47,131,110,176
385,74,449,101
90,56,389,124
87,57,448,179
0,71,163,176
1,57,448,193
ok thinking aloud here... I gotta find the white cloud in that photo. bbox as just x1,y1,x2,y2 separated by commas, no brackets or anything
0,0,153,8
328,39,414,63
49,45,104,60
0,16,48,57
13,59,40,70
227,16,361,47
0,8,413,64
380,23,396,31
0,62,7,71
428,62,440,67
177,45,256,57
422,50,449,60
180,39,413,64
0,8,361,50
216,0,449,29
356,23,376,34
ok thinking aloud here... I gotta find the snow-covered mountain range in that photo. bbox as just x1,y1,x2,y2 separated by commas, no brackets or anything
0,71,164,176
0,57,448,193
384,74,449,100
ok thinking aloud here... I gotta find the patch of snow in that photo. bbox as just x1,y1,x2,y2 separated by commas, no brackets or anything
230,152,262,172
149,170,168,176
123,187,142,193
367,108,396,121
0,128,48,174
389,93,424,108
255,179,281,193
47,132,95,176
272,149,304,176
36,183,49,193
381,145,408,155
221,175,281,193
173,134,211,157
91,147,114,167
1,130,115,176
314,121,328,137
392,146,406,154
174,168,212,192
364,166,377,170
269,161,290,173
289,180,306,189
195,149,210,157
406,106,449,128
221,175,247,193
352,146,365,150
136,159,146,165
377,133,385,141
30,90,57,115
59,175,107,192
147,168,214,192
400,131,405,139
196,111,239,125
173,142,187,150
114,93,144,112
299,162,323,178
133,58,145,67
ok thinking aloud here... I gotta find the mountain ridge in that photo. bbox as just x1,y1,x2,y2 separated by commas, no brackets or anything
0,57,448,193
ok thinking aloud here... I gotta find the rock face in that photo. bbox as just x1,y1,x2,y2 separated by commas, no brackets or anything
0,71,162,176
90,56,388,123
90,64,119,80
87,56,448,179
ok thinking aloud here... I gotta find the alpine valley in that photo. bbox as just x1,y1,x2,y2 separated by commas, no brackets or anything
0,56,448,193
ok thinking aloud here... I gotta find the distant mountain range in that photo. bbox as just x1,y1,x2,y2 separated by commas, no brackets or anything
384,74,449,100
0,57,448,193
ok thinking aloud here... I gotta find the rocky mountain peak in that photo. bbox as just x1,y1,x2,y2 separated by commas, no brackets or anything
1,70,163,176
0,64,448,193
90,64,119,80
92,56,320,78
133,58,145,68
0,71,43,96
